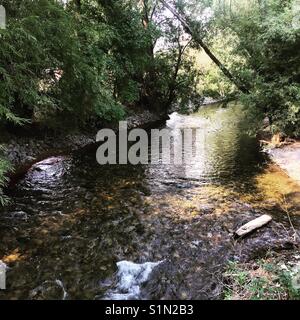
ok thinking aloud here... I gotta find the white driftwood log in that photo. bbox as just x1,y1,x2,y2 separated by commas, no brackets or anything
235,214,272,237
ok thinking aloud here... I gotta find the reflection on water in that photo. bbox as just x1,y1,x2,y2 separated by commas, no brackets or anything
0,102,299,300
148,103,266,191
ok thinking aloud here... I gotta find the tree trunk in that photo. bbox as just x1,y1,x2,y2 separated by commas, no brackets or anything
139,0,158,110
159,0,250,94
166,48,183,108
166,40,191,108
74,0,81,11
140,0,155,56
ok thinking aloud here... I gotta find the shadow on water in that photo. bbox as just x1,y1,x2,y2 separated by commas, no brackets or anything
0,102,299,300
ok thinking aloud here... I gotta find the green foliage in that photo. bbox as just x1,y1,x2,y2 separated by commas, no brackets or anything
224,259,300,300
212,0,300,136
0,0,201,129
0,0,130,127
0,0,201,198
0,147,10,206
179,0,300,135
196,30,239,98
151,11,202,112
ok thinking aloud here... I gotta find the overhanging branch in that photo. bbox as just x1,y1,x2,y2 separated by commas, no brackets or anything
159,0,250,94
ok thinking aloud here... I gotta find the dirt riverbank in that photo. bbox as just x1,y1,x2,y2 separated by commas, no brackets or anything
1,110,167,185
268,142,300,186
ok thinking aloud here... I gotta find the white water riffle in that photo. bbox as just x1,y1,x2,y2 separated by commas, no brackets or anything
0,260,7,290
166,112,182,129
105,260,163,300
0,260,7,269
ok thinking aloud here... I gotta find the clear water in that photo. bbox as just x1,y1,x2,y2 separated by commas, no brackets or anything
0,102,299,299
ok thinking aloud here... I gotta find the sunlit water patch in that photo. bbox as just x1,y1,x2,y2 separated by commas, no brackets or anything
147,103,266,191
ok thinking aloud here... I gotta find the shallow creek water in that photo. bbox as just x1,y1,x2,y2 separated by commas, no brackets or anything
1,102,300,300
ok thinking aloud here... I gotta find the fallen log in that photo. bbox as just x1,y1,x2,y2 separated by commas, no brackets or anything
235,214,272,237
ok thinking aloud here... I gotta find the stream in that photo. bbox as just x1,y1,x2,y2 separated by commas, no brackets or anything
1,102,300,300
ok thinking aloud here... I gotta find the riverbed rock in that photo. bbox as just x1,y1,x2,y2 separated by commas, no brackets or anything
29,280,67,300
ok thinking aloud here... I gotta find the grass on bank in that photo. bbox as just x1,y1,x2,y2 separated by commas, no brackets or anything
223,256,300,300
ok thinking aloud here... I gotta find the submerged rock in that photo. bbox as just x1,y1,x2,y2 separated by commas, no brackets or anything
29,280,68,300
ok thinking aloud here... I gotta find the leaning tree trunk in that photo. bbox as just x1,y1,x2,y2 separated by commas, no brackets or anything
74,0,81,11
159,0,250,94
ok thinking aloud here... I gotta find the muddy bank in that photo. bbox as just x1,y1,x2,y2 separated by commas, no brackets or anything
257,117,300,186
1,110,166,184
268,142,300,186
